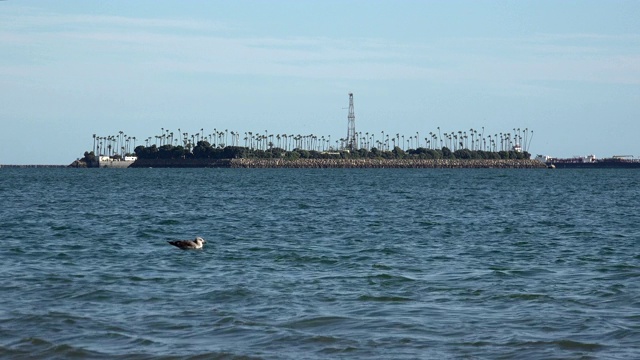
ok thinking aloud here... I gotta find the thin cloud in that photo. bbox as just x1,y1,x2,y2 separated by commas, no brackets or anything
0,7,230,33
1,6,639,86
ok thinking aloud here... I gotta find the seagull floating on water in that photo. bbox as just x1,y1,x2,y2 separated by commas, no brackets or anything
168,237,206,250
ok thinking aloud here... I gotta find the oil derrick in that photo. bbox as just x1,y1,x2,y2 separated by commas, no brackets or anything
346,93,357,150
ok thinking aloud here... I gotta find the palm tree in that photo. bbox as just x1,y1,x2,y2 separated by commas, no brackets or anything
469,129,475,151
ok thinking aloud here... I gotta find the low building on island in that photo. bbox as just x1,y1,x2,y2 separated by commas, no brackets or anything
98,155,137,168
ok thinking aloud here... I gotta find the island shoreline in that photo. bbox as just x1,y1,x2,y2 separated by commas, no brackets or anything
125,158,546,169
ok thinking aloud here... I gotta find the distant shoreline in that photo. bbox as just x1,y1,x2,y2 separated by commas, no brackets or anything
5,159,547,169
129,158,547,169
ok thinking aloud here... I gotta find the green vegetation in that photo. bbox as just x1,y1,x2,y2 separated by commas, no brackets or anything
133,141,531,161
87,127,534,165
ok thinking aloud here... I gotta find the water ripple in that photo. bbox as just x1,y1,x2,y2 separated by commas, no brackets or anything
1,168,639,359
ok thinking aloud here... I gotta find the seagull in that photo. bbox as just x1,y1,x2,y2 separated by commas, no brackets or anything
168,237,206,250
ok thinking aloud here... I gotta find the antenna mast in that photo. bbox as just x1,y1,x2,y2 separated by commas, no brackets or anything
347,93,357,150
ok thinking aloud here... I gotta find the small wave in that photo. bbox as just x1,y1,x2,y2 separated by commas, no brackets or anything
508,268,557,277
367,273,416,283
504,293,554,301
192,287,256,302
135,231,155,239
358,294,413,302
488,266,509,271
274,253,338,265
609,263,639,270
416,220,438,228
247,246,271,252
319,345,360,355
158,219,181,225
4,337,106,359
50,224,72,231
69,289,121,301
372,263,392,270
551,339,604,351
282,316,351,330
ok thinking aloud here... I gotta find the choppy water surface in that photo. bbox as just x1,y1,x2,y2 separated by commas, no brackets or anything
0,168,639,359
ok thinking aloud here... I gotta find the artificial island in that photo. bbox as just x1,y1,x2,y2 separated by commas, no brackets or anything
71,93,543,169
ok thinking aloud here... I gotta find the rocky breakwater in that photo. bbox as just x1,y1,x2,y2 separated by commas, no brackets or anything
230,158,546,169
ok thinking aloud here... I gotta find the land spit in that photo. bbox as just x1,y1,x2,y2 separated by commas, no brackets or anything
128,158,545,168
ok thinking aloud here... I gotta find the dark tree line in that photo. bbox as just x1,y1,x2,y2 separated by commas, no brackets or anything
133,141,531,161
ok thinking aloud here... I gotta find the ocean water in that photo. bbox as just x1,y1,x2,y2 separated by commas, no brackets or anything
0,168,639,359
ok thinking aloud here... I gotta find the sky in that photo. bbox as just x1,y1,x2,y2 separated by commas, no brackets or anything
1,0,639,164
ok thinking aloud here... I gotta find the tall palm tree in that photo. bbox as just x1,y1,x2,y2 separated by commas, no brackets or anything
469,129,475,151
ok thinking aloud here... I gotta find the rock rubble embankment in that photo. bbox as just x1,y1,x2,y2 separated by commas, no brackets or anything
230,158,546,168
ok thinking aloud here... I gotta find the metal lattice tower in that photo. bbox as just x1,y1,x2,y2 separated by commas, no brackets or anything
346,93,357,150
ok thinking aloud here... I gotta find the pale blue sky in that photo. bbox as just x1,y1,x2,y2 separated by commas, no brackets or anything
1,1,639,164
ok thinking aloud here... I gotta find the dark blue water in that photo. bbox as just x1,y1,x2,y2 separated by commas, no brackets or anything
1,168,639,359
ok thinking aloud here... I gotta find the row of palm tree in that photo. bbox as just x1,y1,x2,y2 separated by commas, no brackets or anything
352,128,533,153
92,127,532,157
92,132,137,158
